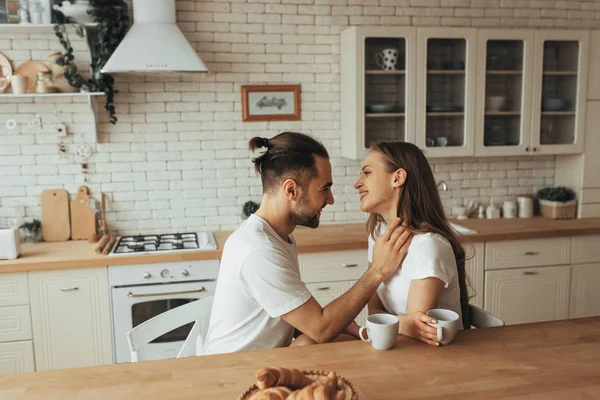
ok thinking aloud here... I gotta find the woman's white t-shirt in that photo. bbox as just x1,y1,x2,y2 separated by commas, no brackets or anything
368,225,464,329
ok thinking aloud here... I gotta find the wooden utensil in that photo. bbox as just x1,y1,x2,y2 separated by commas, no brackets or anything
102,236,117,255
70,185,97,241
41,189,71,242
94,234,110,254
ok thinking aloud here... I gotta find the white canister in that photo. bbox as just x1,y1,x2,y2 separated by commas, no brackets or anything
517,196,534,218
502,200,517,219
10,75,28,94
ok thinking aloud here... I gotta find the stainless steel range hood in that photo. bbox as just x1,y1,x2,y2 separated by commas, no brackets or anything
101,0,208,73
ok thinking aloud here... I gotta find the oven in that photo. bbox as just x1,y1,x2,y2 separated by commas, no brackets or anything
109,260,219,363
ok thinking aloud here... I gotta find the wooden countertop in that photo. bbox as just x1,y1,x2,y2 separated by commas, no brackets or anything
1,317,598,399
1,217,600,273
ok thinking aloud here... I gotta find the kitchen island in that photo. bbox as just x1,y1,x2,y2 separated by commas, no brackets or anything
1,317,598,399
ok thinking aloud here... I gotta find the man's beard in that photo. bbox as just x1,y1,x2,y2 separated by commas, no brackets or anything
290,195,321,229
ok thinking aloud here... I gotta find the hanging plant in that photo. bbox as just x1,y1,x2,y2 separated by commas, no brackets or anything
53,0,129,124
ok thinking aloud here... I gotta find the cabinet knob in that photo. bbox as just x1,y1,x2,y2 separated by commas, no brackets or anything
142,272,152,279
181,270,190,277
532,147,538,152
525,147,530,152
60,287,79,292
342,263,358,268
524,251,539,256
316,287,330,291
523,271,538,275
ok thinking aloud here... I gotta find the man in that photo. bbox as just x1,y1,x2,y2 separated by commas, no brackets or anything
203,132,411,354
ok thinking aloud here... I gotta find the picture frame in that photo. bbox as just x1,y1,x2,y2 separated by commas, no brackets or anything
241,84,301,122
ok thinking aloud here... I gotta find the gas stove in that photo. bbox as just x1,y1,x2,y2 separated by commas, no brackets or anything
108,232,217,256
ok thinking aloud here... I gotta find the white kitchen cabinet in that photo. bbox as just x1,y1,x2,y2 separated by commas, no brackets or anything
530,30,589,155
570,263,600,318
0,341,35,375
587,30,600,100
28,267,113,371
415,27,477,158
485,237,571,270
306,281,367,327
582,103,600,186
474,29,535,156
484,265,570,325
299,250,368,284
0,305,32,342
465,242,484,308
341,26,417,160
0,273,29,307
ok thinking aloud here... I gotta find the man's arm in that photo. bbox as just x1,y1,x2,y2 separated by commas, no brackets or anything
282,219,411,343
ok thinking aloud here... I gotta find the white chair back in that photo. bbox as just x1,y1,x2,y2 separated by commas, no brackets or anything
126,296,213,362
469,304,505,328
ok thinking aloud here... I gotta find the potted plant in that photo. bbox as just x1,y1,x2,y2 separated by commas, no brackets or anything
537,186,577,219
19,218,42,242
52,0,129,124
242,201,260,220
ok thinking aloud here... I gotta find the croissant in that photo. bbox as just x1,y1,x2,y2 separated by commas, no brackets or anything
287,372,343,400
248,386,293,400
256,367,314,390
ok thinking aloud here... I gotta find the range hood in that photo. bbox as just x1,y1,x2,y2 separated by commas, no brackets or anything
101,0,208,73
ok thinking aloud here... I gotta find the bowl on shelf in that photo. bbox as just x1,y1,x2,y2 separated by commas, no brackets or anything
366,103,401,113
426,103,463,112
443,60,465,70
485,95,506,112
542,97,567,111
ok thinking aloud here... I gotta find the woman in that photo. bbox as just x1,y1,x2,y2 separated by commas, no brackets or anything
354,142,470,346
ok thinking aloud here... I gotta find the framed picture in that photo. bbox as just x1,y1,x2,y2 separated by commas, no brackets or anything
241,84,301,122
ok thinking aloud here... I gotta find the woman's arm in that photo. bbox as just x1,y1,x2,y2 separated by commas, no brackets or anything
398,277,445,346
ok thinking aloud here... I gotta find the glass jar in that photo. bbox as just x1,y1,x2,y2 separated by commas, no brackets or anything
36,71,54,94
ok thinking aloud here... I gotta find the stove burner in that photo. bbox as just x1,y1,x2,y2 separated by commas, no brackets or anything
111,233,201,254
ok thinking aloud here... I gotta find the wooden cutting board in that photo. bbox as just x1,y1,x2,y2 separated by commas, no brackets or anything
70,185,97,240
41,189,71,242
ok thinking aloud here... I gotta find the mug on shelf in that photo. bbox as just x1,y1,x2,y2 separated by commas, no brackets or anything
376,48,399,71
10,75,28,94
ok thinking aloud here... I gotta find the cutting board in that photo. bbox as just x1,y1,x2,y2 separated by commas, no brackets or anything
70,185,97,241
41,189,71,242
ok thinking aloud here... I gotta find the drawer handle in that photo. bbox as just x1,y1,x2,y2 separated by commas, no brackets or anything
60,287,79,292
342,263,358,268
523,271,538,276
127,287,205,298
316,287,330,291
524,251,539,256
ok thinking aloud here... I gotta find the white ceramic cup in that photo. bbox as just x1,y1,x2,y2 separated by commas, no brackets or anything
436,136,449,147
376,48,399,71
503,200,517,219
426,309,460,346
10,75,28,94
358,313,399,350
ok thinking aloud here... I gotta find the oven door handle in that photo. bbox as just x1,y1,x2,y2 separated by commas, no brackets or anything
126,287,206,298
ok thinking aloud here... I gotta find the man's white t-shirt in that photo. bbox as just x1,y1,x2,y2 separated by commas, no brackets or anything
368,225,464,329
203,215,312,355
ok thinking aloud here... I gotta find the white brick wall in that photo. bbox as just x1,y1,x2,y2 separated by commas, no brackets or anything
1,0,598,234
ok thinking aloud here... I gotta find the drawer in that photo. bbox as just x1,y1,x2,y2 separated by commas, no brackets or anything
299,250,368,283
0,273,29,307
571,235,600,264
0,340,35,375
0,305,32,342
485,238,571,270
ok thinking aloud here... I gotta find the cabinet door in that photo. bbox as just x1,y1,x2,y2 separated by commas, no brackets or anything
530,30,589,155
582,102,600,188
570,263,600,318
0,341,35,375
341,26,417,160
474,29,534,156
306,281,367,327
587,31,600,100
0,273,29,307
484,266,570,325
415,27,477,158
29,268,113,371
465,242,484,308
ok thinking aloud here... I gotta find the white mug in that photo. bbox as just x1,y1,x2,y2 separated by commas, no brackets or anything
502,200,517,219
426,309,460,346
10,75,28,94
376,48,399,71
358,313,399,350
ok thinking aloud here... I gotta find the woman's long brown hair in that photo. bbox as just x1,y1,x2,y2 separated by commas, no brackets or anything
367,142,471,329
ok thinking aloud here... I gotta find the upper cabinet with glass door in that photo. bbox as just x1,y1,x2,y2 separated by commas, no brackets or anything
415,28,477,158
341,27,417,160
474,30,534,156
530,30,589,155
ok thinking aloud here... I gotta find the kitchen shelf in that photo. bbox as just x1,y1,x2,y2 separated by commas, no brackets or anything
486,70,523,75
365,70,406,75
543,71,578,76
541,111,576,116
365,113,405,118
0,23,97,32
427,112,465,117
427,70,465,75
485,111,521,116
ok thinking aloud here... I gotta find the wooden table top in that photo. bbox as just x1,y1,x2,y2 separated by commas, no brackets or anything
1,317,599,399
1,217,599,273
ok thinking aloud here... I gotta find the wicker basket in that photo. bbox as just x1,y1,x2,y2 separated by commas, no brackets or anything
238,370,359,400
539,199,577,219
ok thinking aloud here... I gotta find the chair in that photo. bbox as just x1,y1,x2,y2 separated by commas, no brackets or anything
126,296,213,362
469,304,505,328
